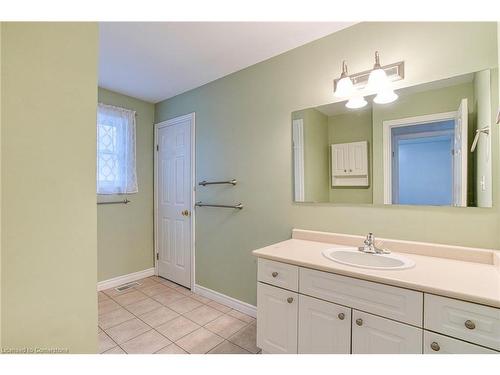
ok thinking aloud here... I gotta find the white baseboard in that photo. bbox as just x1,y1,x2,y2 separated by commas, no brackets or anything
193,284,256,318
97,268,155,291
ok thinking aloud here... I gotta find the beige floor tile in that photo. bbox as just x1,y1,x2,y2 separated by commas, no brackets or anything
175,327,224,354
155,278,180,288
121,330,171,354
152,290,185,306
113,290,148,306
183,305,223,326
207,300,232,313
156,316,200,341
98,299,122,316
204,314,247,339
105,318,151,344
139,306,179,327
227,309,255,324
103,286,136,298
175,287,194,297
134,277,159,289
228,322,259,353
125,298,162,316
98,291,110,302
99,331,117,353
191,294,212,304
102,346,125,354
99,308,135,330
155,343,187,354
166,297,202,314
208,340,251,354
140,283,172,297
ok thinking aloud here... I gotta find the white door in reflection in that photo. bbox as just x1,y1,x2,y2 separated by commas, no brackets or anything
387,99,468,206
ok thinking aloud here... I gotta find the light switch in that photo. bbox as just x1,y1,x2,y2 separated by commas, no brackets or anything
480,175,486,191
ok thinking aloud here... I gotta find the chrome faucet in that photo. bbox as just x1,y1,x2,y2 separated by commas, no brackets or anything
358,233,390,254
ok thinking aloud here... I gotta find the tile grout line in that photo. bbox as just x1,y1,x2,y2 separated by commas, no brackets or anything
100,276,256,354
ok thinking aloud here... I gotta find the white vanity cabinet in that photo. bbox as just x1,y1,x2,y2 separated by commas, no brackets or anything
298,295,351,354
256,258,500,354
257,282,298,354
352,310,422,354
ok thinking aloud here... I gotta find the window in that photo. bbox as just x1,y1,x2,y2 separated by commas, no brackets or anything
97,103,138,194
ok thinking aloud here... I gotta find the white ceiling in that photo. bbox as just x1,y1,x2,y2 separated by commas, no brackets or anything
98,22,356,103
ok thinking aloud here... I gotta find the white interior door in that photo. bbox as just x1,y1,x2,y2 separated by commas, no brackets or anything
155,114,194,288
453,98,468,207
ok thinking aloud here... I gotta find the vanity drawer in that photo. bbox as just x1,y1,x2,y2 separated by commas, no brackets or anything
424,294,500,351
258,258,298,292
423,331,498,354
300,268,423,326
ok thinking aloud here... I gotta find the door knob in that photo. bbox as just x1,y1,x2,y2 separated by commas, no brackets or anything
464,320,476,330
181,210,190,217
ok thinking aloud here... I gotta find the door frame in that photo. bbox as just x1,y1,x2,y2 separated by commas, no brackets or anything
154,112,196,290
382,111,456,204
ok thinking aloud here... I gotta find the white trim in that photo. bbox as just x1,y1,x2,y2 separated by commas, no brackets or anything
154,113,196,290
292,118,305,201
97,268,155,291
194,284,257,318
383,111,457,204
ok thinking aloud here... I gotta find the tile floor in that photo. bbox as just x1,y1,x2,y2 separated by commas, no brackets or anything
98,276,259,354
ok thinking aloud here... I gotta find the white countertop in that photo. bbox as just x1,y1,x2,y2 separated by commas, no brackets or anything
253,236,500,308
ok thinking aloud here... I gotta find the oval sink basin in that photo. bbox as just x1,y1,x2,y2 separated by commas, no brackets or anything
322,248,415,270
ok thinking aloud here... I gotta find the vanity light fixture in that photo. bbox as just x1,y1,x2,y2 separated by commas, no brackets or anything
333,53,403,109
368,51,398,104
334,61,354,98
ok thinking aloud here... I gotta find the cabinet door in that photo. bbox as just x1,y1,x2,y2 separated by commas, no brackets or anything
352,310,422,354
347,141,368,175
257,282,298,354
331,144,349,176
298,295,351,353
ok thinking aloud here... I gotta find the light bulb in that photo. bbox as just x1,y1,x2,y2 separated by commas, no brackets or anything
334,76,354,98
334,60,354,98
374,89,398,104
346,93,367,109
367,68,390,92
367,51,390,92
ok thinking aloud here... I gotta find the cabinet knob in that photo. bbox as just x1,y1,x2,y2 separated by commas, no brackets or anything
338,313,345,320
344,169,347,172
430,342,440,352
355,318,363,326
464,320,476,330
287,297,294,304
271,271,278,278
349,169,352,172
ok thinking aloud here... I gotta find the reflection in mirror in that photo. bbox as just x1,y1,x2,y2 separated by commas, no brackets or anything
292,69,496,207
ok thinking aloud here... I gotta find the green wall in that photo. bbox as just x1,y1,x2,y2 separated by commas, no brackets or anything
292,108,329,202
328,109,373,204
97,88,155,282
156,22,498,306
372,81,476,205
1,23,98,353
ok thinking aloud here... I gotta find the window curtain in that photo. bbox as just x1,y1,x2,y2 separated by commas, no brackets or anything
97,103,138,194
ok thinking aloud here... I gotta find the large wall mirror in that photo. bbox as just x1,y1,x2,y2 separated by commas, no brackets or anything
292,69,497,208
